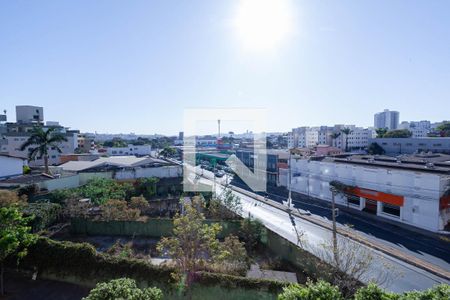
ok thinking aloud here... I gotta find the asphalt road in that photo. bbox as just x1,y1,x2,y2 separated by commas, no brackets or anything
185,165,450,293
229,178,450,272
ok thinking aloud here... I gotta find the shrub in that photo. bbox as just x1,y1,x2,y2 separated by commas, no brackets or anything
100,199,141,221
21,202,61,231
238,218,264,252
48,188,80,204
399,284,450,300
130,196,150,211
0,190,26,207
83,278,162,300
354,283,398,300
278,280,343,300
17,184,39,199
80,178,133,205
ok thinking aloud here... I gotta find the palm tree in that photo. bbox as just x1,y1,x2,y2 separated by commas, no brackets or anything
330,132,341,148
340,128,353,152
20,126,67,174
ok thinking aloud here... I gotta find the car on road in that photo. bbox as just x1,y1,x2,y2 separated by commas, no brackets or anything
215,170,225,177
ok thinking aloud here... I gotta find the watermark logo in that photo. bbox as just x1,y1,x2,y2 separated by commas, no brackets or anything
183,108,267,193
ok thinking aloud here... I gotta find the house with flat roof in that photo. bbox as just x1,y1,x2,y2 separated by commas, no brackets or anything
285,153,450,232
0,154,25,179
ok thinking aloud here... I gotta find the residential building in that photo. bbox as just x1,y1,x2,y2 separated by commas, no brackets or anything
288,127,319,148
235,149,289,186
105,144,152,156
369,137,450,155
16,105,44,124
59,156,182,184
399,120,431,138
0,154,25,179
77,133,95,153
286,154,450,232
0,106,80,166
1,129,79,166
374,109,399,130
196,136,218,148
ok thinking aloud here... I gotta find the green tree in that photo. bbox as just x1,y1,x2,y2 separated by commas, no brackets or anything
382,129,412,138
375,128,388,138
80,178,133,205
436,121,450,137
354,283,398,300
238,218,264,253
0,207,37,295
367,143,385,155
83,278,162,300
208,188,242,220
135,177,159,199
214,235,248,275
157,203,222,287
341,128,353,152
331,132,341,148
278,280,343,300
159,146,177,158
19,126,68,174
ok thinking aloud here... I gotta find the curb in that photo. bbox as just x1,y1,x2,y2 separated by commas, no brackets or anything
229,184,450,281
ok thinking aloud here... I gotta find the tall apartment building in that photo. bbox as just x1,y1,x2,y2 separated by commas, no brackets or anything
374,109,399,130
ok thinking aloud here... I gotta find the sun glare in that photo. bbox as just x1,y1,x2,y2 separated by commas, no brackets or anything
233,0,293,52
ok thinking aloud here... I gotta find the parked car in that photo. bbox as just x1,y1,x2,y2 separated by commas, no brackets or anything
215,170,225,177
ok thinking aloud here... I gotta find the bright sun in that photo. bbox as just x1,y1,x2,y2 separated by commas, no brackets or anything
233,0,293,52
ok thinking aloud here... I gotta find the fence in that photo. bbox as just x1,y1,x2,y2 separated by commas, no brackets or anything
70,218,242,239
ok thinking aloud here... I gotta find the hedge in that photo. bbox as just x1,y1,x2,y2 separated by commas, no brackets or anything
14,237,286,297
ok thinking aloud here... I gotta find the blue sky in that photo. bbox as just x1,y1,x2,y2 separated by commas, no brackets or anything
1,0,449,135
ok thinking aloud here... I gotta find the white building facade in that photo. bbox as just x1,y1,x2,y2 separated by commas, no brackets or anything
287,157,450,232
0,155,25,179
1,130,78,167
374,109,399,130
106,144,152,156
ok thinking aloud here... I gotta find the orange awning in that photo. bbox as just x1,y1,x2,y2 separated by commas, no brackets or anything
348,187,404,207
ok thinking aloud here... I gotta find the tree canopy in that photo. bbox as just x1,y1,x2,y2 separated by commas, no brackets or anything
0,207,37,295
382,129,412,138
19,126,68,174
82,278,162,300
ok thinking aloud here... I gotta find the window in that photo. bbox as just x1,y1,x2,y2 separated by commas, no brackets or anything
347,195,360,206
382,203,400,217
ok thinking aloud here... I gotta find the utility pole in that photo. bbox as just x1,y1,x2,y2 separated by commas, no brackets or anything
284,150,293,210
217,119,221,138
331,187,339,265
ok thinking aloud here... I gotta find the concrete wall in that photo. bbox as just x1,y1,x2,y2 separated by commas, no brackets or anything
0,156,23,178
79,172,113,185
39,174,80,191
114,166,182,180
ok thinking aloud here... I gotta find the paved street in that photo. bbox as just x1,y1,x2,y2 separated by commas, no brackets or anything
185,165,450,293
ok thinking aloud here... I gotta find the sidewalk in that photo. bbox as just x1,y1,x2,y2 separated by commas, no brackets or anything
229,184,450,281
